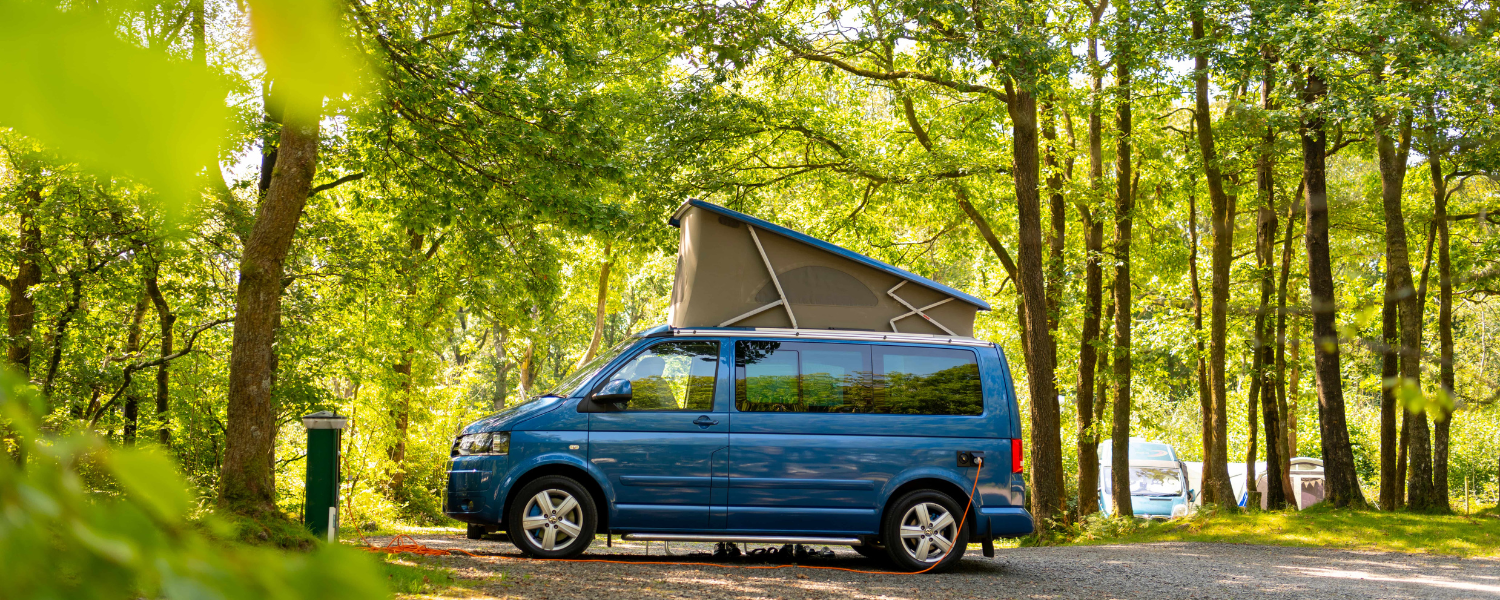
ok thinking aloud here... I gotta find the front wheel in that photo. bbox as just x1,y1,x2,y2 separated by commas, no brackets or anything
880,489,969,573
507,476,597,559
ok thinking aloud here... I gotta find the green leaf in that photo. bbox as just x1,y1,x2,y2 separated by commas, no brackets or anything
109,448,193,522
0,3,227,215
247,0,365,104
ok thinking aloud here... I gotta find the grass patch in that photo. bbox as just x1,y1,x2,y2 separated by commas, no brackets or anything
1058,504,1500,558
381,555,477,597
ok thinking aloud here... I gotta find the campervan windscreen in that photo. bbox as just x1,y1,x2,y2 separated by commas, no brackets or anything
1103,466,1185,496
546,339,636,398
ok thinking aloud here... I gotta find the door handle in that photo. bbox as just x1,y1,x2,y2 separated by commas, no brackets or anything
693,415,719,428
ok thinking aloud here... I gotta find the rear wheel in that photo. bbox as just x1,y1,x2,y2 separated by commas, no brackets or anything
507,476,597,559
880,489,969,573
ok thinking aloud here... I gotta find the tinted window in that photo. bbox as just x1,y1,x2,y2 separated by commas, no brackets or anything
873,346,983,415
605,340,718,411
735,341,872,412
735,341,981,415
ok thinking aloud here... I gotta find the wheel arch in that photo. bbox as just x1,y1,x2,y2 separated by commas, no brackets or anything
881,475,979,534
501,462,612,533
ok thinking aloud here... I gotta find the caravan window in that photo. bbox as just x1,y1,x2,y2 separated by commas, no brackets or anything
1101,466,1185,496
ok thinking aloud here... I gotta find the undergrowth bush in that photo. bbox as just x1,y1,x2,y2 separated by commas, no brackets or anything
0,371,390,599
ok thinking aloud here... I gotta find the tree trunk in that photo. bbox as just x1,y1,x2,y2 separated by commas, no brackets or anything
219,98,322,512
1006,82,1064,529
1075,14,1107,515
1189,159,1213,505
1043,105,1066,336
1288,295,1301,460
1375,104,1415,511
6,190,44,377
388,354,412,496
1253,60,1285,510
491,325,511,410
1192,11,1238,508
122,294,149,446
44,274,84,402
1404,219,1437,508
146,264,176,446
576,243,614,369
1430,130,1454,513
1379,271,1401,509
1275,180,1302,494
1109,0,1134,520
1301,66,1366,508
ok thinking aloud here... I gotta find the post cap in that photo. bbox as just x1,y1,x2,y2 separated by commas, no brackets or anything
302,411,349,430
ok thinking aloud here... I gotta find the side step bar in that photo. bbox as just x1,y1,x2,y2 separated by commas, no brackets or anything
620,533,863,546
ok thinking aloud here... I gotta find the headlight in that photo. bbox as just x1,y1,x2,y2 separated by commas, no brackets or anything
452,432,509,456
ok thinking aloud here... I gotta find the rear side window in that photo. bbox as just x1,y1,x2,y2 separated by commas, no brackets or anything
735,341,871,412
874,346,983,415
734,341,981,415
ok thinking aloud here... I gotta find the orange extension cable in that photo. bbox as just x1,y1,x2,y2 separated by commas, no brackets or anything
364,458,983,576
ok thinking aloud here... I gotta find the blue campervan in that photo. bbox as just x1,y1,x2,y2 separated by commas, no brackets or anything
444,201,1033,573
1097,438,1194,520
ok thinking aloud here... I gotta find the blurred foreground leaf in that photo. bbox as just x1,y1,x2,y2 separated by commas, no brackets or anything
110,448,193,521
0,3,227,214
248,0,364,105
0,368,391,600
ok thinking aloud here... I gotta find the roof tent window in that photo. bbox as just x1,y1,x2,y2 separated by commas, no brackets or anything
752,266,879,307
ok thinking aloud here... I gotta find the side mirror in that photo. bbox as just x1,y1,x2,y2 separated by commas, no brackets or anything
592,379,633,404
1188,489,1197,502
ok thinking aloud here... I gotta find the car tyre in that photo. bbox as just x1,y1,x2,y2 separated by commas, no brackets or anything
507,475,597,559
880,489,969,573
466,523,487,540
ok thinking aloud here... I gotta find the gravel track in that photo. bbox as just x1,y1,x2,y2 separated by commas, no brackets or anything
369,534,1500,599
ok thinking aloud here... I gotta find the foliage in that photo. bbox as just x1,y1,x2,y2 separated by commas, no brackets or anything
0,370,390,599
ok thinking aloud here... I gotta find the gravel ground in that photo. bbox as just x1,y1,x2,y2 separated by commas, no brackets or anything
368,534,1500,599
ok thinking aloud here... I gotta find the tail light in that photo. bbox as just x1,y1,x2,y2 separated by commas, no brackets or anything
1011,438,1023,473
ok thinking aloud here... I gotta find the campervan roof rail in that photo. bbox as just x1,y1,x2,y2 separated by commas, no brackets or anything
669,327,995,348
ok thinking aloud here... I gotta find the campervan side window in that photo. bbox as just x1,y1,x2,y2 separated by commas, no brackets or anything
607,341,718,411
874,346,983,415
734,341,981,415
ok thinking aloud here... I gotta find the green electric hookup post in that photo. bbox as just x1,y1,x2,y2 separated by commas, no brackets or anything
302,411,349,542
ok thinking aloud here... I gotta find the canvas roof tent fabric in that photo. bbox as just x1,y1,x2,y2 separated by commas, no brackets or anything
667,200,990,337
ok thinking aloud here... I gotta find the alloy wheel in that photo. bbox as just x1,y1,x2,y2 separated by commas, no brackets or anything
520,488,584,551
898,501,957,564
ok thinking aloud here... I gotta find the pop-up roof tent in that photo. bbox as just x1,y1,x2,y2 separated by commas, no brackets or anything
667,200,991,337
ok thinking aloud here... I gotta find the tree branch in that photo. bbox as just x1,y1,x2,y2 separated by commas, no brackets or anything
786,48,1011,105
309,172,366,196
87,318,234,426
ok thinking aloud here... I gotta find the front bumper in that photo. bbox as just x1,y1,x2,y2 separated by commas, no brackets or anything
444,455,506,524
